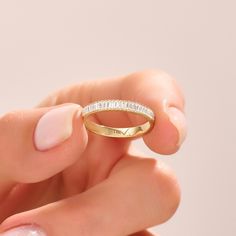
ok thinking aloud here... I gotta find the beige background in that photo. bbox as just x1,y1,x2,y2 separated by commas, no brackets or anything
0,1,235,235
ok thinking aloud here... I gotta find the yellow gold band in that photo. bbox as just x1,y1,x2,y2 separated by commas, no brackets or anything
81,100,155,138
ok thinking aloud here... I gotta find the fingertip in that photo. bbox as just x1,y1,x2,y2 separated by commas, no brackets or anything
0,104,88,184
26,104,88,182
121,69,187,155
143,105,187,155
167,106,187,147
34,104,82,151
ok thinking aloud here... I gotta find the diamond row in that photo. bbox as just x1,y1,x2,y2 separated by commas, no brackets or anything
82,100,155,120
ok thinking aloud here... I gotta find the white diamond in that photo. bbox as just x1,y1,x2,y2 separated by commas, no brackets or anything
122,101,126,108
105,102,108,109
109,101,113,108
82,100,155,121
117,101,121,108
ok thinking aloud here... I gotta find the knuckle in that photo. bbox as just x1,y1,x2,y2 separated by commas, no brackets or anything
127,69,176,84
0,110,23,130
123,69,179,101
39,93,59,107
0,110,18,122
125,69,185,110
142,158,181,223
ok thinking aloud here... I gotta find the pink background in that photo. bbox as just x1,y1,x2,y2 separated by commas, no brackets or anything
0,1,235,235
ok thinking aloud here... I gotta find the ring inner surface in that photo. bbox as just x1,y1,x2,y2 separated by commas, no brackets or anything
83,110,154,138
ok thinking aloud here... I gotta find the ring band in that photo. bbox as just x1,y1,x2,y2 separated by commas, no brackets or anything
81,99,155,138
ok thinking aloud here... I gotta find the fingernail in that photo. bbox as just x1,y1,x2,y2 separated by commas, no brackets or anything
0,225,46,236
34,105,81,151
167,107,187,147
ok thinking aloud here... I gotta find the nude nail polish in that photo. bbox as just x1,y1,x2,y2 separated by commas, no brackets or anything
34,105,81,151
0,225,46,236
167,106,187,147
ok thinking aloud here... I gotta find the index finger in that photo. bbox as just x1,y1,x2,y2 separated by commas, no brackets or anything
38,70,186,154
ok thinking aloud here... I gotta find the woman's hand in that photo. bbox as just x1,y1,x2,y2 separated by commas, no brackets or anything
0,70,186,236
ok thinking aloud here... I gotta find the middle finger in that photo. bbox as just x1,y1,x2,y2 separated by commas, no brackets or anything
0,153,180,236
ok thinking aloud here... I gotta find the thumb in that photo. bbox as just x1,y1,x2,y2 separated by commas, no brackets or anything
0,103,88,186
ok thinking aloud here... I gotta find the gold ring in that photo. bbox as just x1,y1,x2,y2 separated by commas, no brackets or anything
81,99,155,138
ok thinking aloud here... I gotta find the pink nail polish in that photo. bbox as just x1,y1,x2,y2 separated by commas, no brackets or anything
0,225,46,236
167,107,187,147
34,105,81,151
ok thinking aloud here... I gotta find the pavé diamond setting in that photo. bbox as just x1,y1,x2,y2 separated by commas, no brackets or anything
82,100,155,120
82,99,155,138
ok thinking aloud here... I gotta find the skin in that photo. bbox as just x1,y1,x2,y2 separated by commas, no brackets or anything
0,70,186,236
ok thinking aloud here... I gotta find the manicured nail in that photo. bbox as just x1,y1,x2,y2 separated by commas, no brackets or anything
34,105,81,151
167,107,187,147
0,225,46,236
